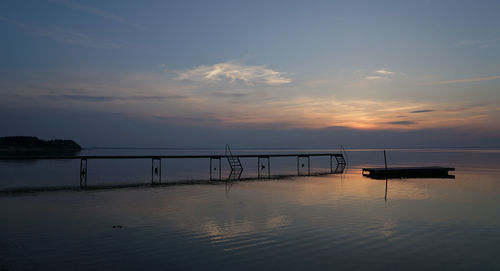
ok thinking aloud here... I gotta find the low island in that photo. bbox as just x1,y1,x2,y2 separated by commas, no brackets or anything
0,136,82,156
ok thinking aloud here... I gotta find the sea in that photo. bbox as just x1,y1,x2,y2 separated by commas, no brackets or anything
1,148,499,270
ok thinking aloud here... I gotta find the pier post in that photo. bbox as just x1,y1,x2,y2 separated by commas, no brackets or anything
151,158,161,184
297,156,310,176
257,157,261,178
80,158,87,188
297,156,300,176
210,157,221,181
308,156,311,176
159,159,162,184
257,156,270,179
330,155,333,173
268,157,271,179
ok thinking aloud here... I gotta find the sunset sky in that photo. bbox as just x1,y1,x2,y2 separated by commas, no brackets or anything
1,0,499,147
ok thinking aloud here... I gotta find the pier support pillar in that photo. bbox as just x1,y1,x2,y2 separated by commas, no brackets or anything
297,156,299,176
257,156,270,179
258,157,261,178
297,156,310,176
210,157,221,181
151,158,162,184
80,158,87,188
268,157,271,179
330,155,333,173
308,156,310,176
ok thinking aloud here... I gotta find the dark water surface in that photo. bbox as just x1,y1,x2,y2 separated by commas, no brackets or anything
1,149,500,270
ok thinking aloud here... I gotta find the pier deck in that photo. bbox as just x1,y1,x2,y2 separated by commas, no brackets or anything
0,153,343,160
0,152,347,187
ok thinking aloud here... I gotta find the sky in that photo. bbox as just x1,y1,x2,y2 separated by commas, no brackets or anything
1,0,500,148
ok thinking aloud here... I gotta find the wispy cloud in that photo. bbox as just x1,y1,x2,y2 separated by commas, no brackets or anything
210,91,248,98
364,76,385,80
375,69,394,75
54,0,148,31
459,39,500,48
152,115,223,124
41,94,188,102
177,61,292,86
360,69,396,81
383,121,416,125
410,109,435,114
0,16,125,49
425,75,500,85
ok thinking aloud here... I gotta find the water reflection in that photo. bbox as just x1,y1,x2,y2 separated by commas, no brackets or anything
1,157,500,270
1,149,500,270
360,167,456,202
385,179,388,202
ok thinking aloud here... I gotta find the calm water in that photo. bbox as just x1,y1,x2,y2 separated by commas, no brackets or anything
1,149,500,270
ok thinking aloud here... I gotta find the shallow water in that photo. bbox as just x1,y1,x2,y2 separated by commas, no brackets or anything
1,149,500,270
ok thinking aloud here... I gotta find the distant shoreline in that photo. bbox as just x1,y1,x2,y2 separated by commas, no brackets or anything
0,136,81,155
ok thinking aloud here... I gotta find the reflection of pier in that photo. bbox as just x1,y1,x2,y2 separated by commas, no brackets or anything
0,151,347,188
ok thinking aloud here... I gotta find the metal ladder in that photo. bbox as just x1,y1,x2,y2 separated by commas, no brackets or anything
335,155,347,165
225,144,243,180
335,145,348,165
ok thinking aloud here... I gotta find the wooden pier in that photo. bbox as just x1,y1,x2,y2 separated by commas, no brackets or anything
0,151,347,187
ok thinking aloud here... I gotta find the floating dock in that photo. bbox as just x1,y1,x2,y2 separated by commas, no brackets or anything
362,166,455,179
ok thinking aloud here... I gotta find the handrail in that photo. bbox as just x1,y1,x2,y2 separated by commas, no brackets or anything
340,145,349,164
225,144,234,157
